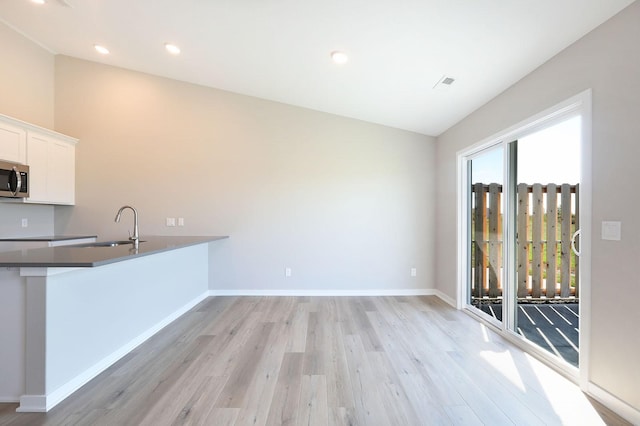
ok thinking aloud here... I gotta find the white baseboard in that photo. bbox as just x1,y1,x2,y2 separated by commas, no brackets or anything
431,289,456,307
587,382,640,425
207,289,455,307
208,288,438,297
0,397,19,403
18,290,210,413
16,395,47,413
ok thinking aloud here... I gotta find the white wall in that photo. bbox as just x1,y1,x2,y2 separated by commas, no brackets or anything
0,22,55,238
53,56,436,294
436,1,640,412
0,204,54,239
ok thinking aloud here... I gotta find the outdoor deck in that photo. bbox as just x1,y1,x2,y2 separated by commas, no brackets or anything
476,302,579,367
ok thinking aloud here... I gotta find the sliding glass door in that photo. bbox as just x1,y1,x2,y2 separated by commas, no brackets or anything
462,113,582,370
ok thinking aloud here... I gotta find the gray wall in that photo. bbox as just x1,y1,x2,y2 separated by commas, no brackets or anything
0,22,55,237
0,22,54,129
53,56,436,293
436,1,640,411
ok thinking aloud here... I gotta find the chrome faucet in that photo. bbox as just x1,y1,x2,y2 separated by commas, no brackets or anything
115,205,139,248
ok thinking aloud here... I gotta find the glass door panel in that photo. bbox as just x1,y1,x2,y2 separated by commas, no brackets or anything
468,145,504,323
513,116,581,367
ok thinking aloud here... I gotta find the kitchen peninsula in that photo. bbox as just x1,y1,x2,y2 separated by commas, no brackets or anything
0,236,227,412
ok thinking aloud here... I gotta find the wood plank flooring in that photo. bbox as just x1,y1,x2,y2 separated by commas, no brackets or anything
0,296,630,425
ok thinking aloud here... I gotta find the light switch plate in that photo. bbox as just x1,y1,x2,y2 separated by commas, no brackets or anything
601,221,621,241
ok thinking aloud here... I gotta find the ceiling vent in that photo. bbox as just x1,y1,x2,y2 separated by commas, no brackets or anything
433,75,456,90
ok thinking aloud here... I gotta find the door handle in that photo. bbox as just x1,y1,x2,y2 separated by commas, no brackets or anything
571,229,581,257
9,166,21,197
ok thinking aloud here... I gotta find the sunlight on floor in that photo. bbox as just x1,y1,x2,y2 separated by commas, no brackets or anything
479,350,526,392
479,345,608,425
523,355,605,425
480,323,490,343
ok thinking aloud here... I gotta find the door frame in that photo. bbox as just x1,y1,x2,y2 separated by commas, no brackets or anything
456,89,592,388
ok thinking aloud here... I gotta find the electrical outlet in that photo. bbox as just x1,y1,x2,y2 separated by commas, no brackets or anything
21,218,28,228
166,217,176,227
285,267,292,277
411,268,417,277
178,217,184,226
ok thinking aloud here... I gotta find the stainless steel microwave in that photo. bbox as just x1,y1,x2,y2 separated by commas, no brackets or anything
0,160,29,198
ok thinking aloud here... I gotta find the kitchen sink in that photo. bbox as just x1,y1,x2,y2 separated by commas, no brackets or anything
75,240,146,248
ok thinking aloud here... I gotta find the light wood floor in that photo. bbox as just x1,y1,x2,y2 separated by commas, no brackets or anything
0,296,629,425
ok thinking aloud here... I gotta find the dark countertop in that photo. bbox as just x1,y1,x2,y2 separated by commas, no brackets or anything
0,236,228,268
0,235,97,242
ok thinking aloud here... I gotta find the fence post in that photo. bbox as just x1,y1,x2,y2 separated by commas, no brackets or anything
517,183,530,298
531,184,543,298
474,182,487,299
488,183,501,298
561,184,572,297
574,184,580,298
546,184,558,298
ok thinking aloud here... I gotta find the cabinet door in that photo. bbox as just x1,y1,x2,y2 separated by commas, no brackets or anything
48,140,75,204
26,133,49,202
26,133,76,205
0,122,27,164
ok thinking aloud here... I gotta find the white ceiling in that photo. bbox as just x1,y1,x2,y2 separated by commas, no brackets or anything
0,0,635,136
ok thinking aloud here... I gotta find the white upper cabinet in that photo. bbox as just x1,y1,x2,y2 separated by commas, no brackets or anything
0,120,27,164
26,131,76,205
0,114,77,205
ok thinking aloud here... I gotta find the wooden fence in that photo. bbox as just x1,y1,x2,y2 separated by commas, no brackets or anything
472,183,579,301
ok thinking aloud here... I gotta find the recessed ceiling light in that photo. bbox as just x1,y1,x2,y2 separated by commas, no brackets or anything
31,0,46,4
164,43,181,55
330,51,349,65
94,44,110,55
